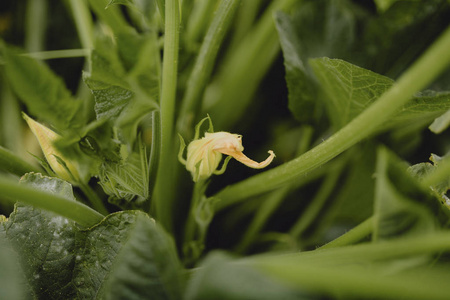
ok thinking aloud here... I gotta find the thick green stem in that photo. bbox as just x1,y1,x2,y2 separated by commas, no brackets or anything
153,0,180,232
25,0,47,52
214,25,450,212
202,0,297,130
184,0,217,45
0,175,104,227
183,180,207,246
177,0,241,138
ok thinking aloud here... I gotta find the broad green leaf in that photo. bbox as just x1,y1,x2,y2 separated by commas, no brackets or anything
1,44,83,131
363,0,450,78
185,252,306,300
20,172,76,201
275,0,359,123
310,58,450,129
1,205,184,299
373,147,437,242
0,233,28,300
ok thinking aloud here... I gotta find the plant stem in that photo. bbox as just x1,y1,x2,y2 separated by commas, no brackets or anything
87,0,132,34
145,111,161,214
184,0,216,46
318,217,373,249
153,0,180,232
183,180,207,246
79,182,109,215
0,146,41,176
177,0,241,138
214,25,450,212
23,49,90,60
290,157,347,239
68,0,94,50
25,0,47,52
0,175,104,227
202,0,297,130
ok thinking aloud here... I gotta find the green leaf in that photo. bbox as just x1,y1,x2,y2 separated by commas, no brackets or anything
1,44,83,131
310,58,450,129
185,252,306,300
275,0,359,123
373,147,437,242
0,233,28,300
363,0,450,78
99,140,150,206
20,172,77,201
84,32,159,145
1,205,184,299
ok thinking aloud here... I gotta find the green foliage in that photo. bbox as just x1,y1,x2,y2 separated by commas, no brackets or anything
1,203,183,299
1,0,450,299
1,44,84,131
310,58,450,129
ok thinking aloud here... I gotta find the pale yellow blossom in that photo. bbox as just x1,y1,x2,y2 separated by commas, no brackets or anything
179,117,275,182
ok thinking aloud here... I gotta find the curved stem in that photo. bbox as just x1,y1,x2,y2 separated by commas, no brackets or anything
153,0,180,232
214,25,450,212
318,217,373,250
0,175,104,227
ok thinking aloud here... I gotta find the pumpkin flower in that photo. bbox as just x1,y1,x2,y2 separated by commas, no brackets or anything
179,116,275,182
23,114,81,183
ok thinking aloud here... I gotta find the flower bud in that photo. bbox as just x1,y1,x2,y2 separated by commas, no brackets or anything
23,114,81,183
183,131,275,182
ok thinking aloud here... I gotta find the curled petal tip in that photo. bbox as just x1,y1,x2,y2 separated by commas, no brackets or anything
230,149,275,169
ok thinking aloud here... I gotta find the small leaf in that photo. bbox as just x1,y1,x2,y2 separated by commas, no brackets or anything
99,140,150,205
373,147,437,242
409,154,450,211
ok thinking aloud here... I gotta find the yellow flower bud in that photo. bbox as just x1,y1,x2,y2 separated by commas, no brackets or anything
180,123,275,182
23,114,81,183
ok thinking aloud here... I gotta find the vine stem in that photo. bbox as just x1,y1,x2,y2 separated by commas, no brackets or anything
0,175,104,227
214,25,450,211
318,217,374,250
153,0,180,232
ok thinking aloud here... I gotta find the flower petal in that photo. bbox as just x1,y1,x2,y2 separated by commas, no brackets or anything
219,148,275,169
